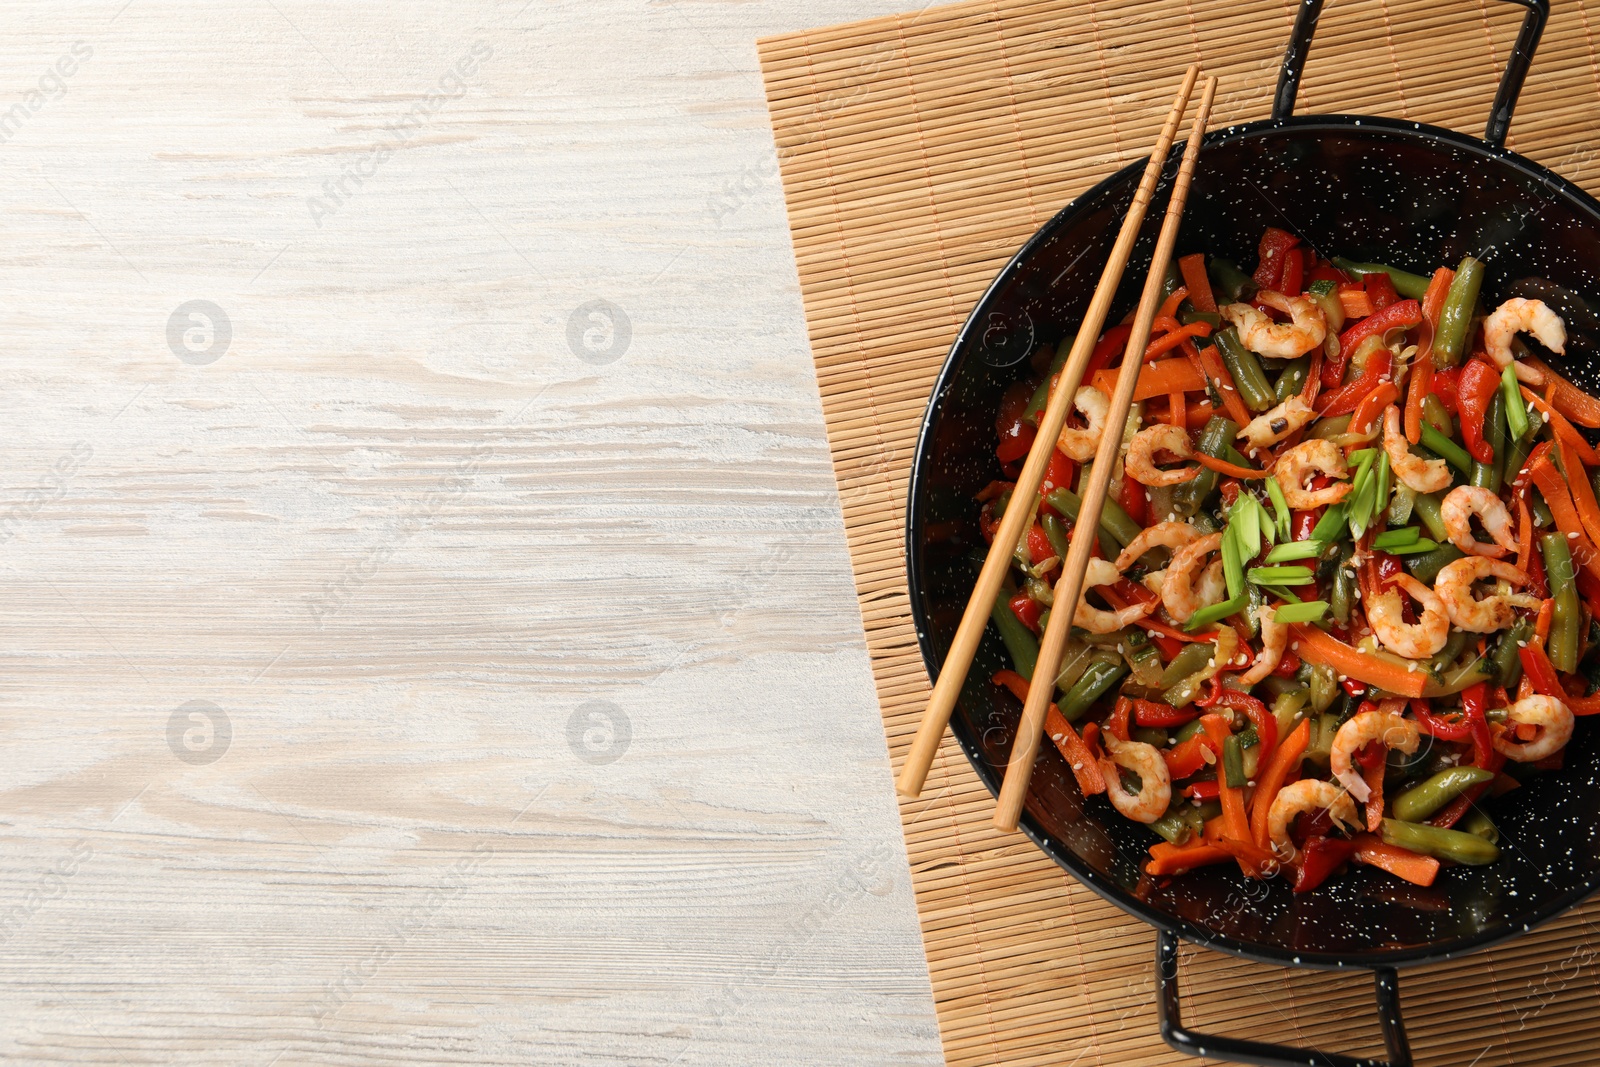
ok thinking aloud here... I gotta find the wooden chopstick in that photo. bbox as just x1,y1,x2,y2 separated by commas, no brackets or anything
896,63,1202,800
993,74,1219,832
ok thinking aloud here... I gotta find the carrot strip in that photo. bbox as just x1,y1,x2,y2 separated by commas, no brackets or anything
1216,836,1280,878
1340,288,1375,319
1250,718,1311,849
1145,841,1231,877
1352,835,1440,887
1530,447,1600,583
1523,357,1600,428
1516,496,1534,575
1157,286,1188,323
1193,342,1253,426
992,670,1106,796
1534,598,1554,647
1144,323,1212,361
1350,381,1399,434
1192,452,1266,480
1091,358,1207,403
1163,734,1209,779
1179,254,1216,313
1167,391,1186,430
1288,625,1427,698
1522,387,1600,466
1201,714,1252,872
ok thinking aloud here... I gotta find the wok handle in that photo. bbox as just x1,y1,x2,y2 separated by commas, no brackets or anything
1156,931,1413,1067
1272,0,1549,149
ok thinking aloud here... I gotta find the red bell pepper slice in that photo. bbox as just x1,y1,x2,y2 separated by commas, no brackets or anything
1026,524,1054,564
1132,699,1198,728
1457,358,1502,463
1316,349,1393,417
1163,734,1209,779
1519,645,1568,700
1107,697,1133,743
1040,447,1075,495
1183,780,1222,800
1409,697,1472,742
1323,300,1420,387
1118,471,1148,526
1085,323,1134,377
1364,270,1400,311
996,424,1036,465
1009,592,1043,632
1430,365,1461,415
1279,247,1304,297
1252,227,1300,291
1293,835,1358,893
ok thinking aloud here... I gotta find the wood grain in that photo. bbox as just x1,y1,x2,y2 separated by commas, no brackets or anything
0,1,945,1064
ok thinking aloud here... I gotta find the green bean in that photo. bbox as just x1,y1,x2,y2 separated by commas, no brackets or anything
1214,328,1277,414
1460,808,1499,845
1173,716,1207,743
1468,390,1506,492
1209,257,1257,302
1059,658,1127,721
1420,423,1474,474
1150,808,1197,845
1043,488,1141,550
1041,510,1071,561
1132,726,1169,748
1307,289,1345,335
1529,487,1554,528
991,588,1039,680
1161,261,1184,301
1275,356,1311,402
1330,543,1356,626
1412,491,1449,542
1433,256,1486,366
1173,417,1237,518
1022,334,1075,422
1387,484,1417,528
1404,544,1465,586
1489,619,1533,690
1308,661,1339,714
1222,734,1246,788
1380,818,1500,865
1179,306,1222,332
1391,767,1497,822
1424,628,1469,676
1542,531,1581,673
1332,257,1432,300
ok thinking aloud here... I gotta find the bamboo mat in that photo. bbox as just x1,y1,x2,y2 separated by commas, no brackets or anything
759,1,1600,1065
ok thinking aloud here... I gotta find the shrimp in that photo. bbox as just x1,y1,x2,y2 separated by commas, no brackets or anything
1195,559,1227,610
1366,573,1449,659
1222,290,1328,359
1434,556,1542,633
1267,780,1358,863
1056,384,1111,462
1483,297,1563,386
1098,736,1172,824
1114,520,1200,572
1493,694,1575,763
1160,532,1223,623
1125,425,1199,486
1074,558,1153,634
1383,405,1451,493
1440,485,1518,559
1237,396,1317,450
1239,604,1288,685
1275,439,1353,509
1331,708,1420,802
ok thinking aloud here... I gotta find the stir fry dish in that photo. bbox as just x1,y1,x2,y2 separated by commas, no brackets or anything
981,228,1600,892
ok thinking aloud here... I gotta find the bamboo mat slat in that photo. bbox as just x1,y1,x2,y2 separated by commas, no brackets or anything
759,1,1600,1065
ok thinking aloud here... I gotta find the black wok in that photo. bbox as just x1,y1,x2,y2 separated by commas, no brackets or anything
904,1,1600,1064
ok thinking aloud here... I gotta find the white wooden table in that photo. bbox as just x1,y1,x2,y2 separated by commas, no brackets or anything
0,2,944,1063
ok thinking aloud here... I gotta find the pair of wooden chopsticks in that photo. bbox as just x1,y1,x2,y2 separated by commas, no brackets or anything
898,64,1219,832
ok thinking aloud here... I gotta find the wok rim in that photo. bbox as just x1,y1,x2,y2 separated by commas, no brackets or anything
904,111,1600,970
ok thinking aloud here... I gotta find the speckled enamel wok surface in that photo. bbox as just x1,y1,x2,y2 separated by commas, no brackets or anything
904,1,1600,1064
